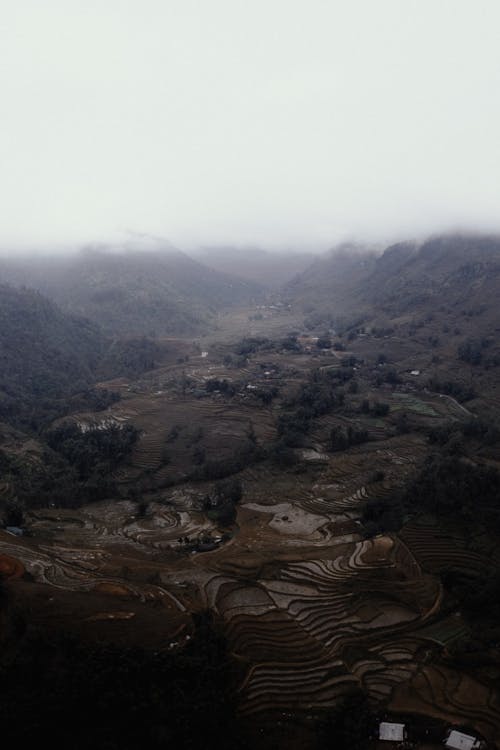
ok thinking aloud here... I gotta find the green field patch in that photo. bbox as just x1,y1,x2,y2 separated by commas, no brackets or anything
391,393,439,417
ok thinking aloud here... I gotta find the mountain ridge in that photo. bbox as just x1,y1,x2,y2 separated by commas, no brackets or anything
0,244,264,336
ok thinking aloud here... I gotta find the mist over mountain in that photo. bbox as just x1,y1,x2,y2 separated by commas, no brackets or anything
363,234,500,315
285,233,500,333
190,247,316,288
3,230,500,748
284,242,379,312
4,1,500,746
0,244,264,336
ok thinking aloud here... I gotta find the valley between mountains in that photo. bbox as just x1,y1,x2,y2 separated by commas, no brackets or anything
2,237,500,749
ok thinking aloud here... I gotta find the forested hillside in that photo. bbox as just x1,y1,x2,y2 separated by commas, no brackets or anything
285,233,500,334
0,285,106,428
0,284,160,429
0,245,264,336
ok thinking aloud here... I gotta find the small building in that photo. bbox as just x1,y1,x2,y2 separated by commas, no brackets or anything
379,722,406,742
445,730,483,750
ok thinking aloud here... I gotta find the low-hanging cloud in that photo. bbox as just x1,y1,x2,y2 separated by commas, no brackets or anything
1,0,500,252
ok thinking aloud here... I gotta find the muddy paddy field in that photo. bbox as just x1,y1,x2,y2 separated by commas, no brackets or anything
2,306,500,748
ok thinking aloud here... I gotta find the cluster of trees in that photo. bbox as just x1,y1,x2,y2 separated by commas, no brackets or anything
427,377,475,402
372,368,402,386
316,335,332,349
363,453,500,536
203,478,243,526
362,493,405,536
97,336,161,378
458,337,490,365
277,409,313,448
329,425,369,452
456,336,500,368
0,424,139,518
360,400,390,417
251,385,280,404
233,336,273,356
286,367,355,418
46,423,139,482
0,449,82,513
339,366,359,384
292,382,345,418
205,378,236,396
428,417,500,453
190,439,261,483
280,334,300,351
267,438,299,467
409,455,500,529
205,377,279,405
271,367,362,457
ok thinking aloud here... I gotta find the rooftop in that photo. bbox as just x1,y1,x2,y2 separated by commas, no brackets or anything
379,722,405,742
445,730,482,750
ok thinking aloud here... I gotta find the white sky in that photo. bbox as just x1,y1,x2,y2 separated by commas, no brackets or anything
1,0,500,251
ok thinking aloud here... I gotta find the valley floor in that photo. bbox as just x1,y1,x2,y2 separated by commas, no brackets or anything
2,304,500,749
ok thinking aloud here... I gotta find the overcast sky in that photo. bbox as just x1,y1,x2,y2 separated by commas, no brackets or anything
1,0,500,252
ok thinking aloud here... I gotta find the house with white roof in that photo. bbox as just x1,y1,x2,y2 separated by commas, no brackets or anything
379,721,406,742
445,729,483,750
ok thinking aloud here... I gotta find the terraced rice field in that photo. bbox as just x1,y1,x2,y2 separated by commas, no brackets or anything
3,332,500,746
390,392,440,417
196,534,443,717
3,441,495,740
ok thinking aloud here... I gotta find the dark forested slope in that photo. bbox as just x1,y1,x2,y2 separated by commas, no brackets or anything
0,284,107,427
0,284,161,429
